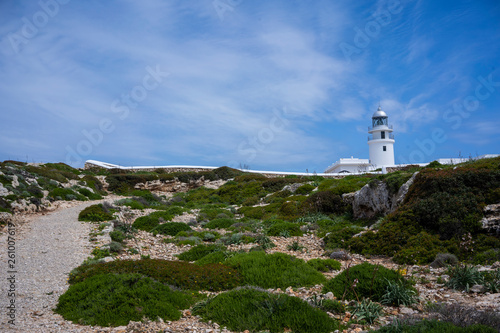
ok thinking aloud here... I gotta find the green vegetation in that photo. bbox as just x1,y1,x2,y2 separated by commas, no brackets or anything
177,244,226,261
223,251,327,289
69,259,242,291
78,204,113,222
151,222,192,236
192,287,339,333
55,273,196,326
307,258,342,272
322,262,415,302
375,320,497,332
132,211,177,231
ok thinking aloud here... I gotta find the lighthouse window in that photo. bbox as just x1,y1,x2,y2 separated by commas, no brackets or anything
383,146,387,151
381,131,385,139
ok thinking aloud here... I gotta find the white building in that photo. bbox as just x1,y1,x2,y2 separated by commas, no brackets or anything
324,157,370,174
324,106,396,174
368,106,395,167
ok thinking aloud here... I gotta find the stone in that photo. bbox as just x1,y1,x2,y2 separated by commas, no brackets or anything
352,180,391,219
0,183,10,197
324,292,334,300
480,203,500,235
351,172,418,219
390,172,418,212
330,250,351,261
282,183,304,193
469,284,487,293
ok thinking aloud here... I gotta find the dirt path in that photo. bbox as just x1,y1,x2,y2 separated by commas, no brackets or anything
0,201,99,332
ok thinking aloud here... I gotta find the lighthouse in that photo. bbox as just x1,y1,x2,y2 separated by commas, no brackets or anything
368,106,395,167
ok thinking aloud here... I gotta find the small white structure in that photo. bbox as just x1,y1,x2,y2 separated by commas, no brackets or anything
368,106,395,167
324,157,370,174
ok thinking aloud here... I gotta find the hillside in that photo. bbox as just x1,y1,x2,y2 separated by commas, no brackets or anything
0,158,499,332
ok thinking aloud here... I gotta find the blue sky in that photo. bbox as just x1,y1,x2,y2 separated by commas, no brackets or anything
0,0,499,172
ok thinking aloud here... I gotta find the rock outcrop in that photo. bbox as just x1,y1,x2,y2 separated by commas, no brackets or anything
481,203,500,235
352,180,391,219
349,172,418,219
134,177,227,193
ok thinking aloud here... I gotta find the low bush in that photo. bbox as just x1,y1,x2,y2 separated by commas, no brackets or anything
430,253,459,268
192,286,339,333
78,188,102,200
78,204,113,222
204,218,236,229
177,244,226,262
322,262,414,302
267,221,303,237
446,265,484,292
380,280,418,306
151,222,192,236
55,273,196,326
295,183,316,195
109,230,126,243
132,211,175,231
108,241,123,253
426,302,500,332
301,191,346,215
224,252,327,289
68,259,242,291
195,251,235,266
49,188,87,201
197,207,234,221
351,298,383,324
307,258,341,272
375,319,497,332
320,299,345,314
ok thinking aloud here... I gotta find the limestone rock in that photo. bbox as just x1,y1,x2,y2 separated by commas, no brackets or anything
342,192,355,206
390,172,418,212
0,183,10,197
351,172,418,219
469,284,487,293
480,203,500,235
352,180,391,219
282,183,303,193
330,250,351,261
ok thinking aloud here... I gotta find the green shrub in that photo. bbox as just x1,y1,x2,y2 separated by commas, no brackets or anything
320,299,345,314
78,204,113,222
267,222,303,237
82,175,106,195
301,191,346,215
109,230,126,243
307,258,341,272
322,262,414,302
132,211,175,231
78,188,102,200
446,265,484,292
68,259,241,291
224,252,326,289
375,319,497,333
152,222,191,236
106,174,158,194
55,273,196,326
115,198,145,210
430,253,459,268
204,218,236,229
108,241,123,253
192,287,339,333
177,244,226,262
195,251,234,266
351,298,383,324
380,280,418,306
392,231,447,265
197,207,234,221
295,183,315,195
49,188,87,201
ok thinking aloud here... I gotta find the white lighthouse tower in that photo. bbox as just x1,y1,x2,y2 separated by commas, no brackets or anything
368,106,395,168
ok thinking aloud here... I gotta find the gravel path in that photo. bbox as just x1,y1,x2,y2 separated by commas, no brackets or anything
0,202,98,332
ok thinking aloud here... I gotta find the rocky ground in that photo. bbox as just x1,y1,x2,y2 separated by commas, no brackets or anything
1,200,499,333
